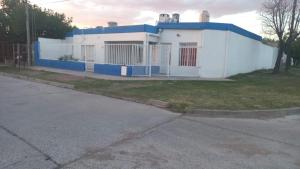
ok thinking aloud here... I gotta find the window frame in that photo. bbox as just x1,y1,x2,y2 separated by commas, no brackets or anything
178,42,198,67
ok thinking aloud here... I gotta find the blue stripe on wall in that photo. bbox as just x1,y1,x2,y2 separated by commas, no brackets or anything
66,24,158,37
36,59,86,71
66,22,262,41
34,41,85,72
34,40,161,76
94,64,160,77
94,64,122,76
157,22,262,41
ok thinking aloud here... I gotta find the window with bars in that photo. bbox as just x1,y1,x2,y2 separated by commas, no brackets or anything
104,42,144,65
179,42,197,67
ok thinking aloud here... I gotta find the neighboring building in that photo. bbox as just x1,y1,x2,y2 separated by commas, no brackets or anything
35,20,277,78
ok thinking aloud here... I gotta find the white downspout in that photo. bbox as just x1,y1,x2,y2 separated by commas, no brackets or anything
144,33,151,77
223,31,230,78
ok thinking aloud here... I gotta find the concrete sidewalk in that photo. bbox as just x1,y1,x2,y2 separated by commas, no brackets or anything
31,66,231,81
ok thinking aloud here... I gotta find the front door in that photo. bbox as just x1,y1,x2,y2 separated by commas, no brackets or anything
159,44,172,75
83,45,95,72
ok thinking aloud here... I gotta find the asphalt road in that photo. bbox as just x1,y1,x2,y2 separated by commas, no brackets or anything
0,75,299,169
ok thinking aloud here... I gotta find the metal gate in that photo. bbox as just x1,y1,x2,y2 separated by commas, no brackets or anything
0,42,28,66
83,45,95,72
146,44,172,77
0,42,14,64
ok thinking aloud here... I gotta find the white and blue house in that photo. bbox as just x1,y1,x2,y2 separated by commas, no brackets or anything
34,22,278,78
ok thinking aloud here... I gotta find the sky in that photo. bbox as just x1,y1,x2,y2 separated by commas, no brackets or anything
30,0,265,36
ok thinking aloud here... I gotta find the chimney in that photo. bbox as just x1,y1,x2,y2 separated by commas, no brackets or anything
200,10,210,22
107,21,118,27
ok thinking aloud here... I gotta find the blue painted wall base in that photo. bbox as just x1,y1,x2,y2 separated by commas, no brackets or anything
36,59,86,71
35,41,160,76
34,41,85,72
94,64,160,77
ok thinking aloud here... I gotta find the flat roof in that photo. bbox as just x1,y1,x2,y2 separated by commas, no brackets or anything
157,22,262,41
65,24,158,37
66,22,262,41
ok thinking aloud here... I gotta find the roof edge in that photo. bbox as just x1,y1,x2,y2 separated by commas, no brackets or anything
156,22,262,41
65,24,158,37
65,22,262,41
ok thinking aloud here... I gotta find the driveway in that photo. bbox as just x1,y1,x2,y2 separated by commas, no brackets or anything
0,75,299,169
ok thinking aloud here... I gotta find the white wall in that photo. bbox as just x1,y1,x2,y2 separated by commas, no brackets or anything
38,30,277,78
159,29,277,78
159,29,203,76
256,43,277,70
199,30,227,78
225,32,277,77
72,32,153,64
159,29,229,78
39,38,73,60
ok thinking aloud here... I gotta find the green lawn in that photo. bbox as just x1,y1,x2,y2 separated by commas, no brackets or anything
1,65,300,112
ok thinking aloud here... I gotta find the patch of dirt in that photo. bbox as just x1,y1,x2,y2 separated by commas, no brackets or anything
25,71,43,76
147,99,170,108
295,160,300,167
91,152,116,161
86,145,167,168
84,147,107,156
51,74,85,82
214,143,272,157
115,149,168,168
111,83,152,90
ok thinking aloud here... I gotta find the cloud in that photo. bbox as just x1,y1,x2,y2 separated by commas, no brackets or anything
212,11,262,34
31,0,265,28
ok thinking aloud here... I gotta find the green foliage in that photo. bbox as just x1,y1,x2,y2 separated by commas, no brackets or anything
58,55,78,61
287,38,300,66
262,38,278,47
0,9,8,41
0,0,74,42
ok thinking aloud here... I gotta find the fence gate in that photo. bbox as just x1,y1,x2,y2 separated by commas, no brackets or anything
83,45,95,72
146,44,172,77
0,42,28,66
0,42,14,64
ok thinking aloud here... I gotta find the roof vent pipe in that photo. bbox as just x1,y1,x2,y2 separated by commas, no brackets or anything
200,10,210,22
172,13,180,23
107,21,118,27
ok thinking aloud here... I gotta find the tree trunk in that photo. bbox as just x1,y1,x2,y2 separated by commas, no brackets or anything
273,41,284,74
285,54,292,72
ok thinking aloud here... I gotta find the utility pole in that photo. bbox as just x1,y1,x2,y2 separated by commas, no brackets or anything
25,1,31,66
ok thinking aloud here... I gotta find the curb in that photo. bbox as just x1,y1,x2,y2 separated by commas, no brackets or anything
187,107,300,119
0,72,74,90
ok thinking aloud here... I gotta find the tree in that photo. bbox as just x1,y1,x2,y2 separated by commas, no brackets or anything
261,0,300,73
284,0,300,71
288,38,300,66
262,38,279,47
0,0,74,43
0,9,8,41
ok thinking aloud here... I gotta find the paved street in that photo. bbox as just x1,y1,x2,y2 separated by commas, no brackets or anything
0,75,299,169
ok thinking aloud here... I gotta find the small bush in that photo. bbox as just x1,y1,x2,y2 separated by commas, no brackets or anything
58,55,78,61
